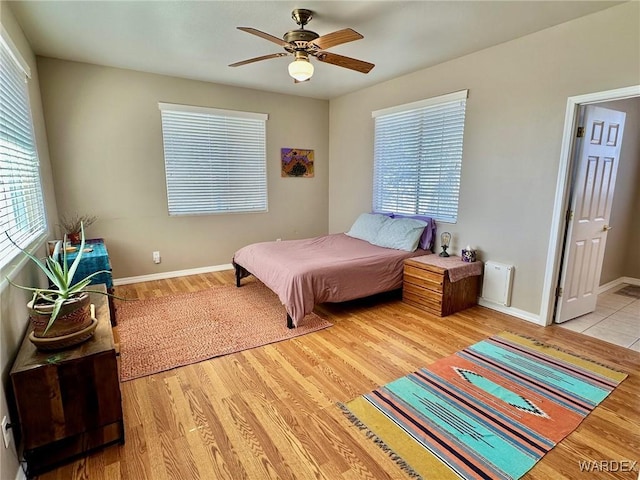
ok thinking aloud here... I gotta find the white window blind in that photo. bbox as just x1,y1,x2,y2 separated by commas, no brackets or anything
159,103,268,215
372,90,468,223
0,31,47,269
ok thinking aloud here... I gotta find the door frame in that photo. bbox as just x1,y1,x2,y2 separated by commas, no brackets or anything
539,84,640,326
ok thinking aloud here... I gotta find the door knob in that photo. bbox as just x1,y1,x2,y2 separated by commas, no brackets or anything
602,225,613,231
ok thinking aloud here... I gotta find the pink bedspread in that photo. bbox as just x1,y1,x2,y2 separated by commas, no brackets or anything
233,233,431,327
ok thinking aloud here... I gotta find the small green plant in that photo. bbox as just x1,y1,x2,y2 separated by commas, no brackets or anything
6,222,112,334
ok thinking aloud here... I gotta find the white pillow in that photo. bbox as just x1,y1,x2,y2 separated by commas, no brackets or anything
345,213,390,243
371,217,427,251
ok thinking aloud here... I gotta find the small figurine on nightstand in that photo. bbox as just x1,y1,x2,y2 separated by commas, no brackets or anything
440,232,451,257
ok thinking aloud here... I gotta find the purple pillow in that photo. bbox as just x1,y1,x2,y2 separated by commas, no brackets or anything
391,213,437,251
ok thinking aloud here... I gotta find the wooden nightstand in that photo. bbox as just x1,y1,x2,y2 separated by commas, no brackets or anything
403,255,482,316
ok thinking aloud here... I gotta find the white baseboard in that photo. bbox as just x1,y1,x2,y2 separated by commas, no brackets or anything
478,298,542,325
113,269,637,322
478,276,640,324
598,276,640,294
113,263,234,286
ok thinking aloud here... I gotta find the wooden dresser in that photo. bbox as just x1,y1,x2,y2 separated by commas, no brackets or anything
10,286,124,477
403,255,482,316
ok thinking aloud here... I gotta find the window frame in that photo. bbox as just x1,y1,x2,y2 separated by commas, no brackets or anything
372,89,468,224
159,102,269,216
0,26,48,274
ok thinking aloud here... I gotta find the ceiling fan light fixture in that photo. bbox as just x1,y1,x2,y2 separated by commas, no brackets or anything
288,57,314,81
231,10,374,82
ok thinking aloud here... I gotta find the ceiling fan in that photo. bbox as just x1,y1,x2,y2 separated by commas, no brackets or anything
229,8,375,83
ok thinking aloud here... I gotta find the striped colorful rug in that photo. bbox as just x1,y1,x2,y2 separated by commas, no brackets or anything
340,332,627,480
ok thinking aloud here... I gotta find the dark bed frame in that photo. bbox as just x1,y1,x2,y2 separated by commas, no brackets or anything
233,261,295,329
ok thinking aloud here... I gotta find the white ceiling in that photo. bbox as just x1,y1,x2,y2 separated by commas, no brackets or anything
8,1,623,100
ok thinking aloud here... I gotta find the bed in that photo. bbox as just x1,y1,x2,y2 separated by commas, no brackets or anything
233,213,436,328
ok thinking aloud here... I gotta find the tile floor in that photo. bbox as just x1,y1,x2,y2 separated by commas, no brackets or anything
558,283,640,351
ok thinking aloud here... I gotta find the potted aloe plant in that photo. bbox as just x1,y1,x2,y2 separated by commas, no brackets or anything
6,222,114,349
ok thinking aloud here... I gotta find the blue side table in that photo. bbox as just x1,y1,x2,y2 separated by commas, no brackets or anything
64,238,117,325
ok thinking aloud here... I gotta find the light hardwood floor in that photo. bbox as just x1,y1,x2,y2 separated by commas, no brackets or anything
36,270,640,479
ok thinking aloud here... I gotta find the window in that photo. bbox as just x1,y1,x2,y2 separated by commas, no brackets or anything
372,90,468,223
159,103,268,215
0,29,47,269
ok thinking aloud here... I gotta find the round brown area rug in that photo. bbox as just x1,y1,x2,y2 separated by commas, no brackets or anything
116,281,331,381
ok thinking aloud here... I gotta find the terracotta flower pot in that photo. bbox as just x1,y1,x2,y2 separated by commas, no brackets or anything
28,292,92,339
67,231,82,244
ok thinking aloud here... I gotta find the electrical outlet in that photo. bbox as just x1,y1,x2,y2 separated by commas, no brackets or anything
153,251,161,264
276,238,282,242
1,416,11,448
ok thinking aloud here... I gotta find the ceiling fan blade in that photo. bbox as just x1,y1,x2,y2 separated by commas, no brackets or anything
237,27,288,48
308,28,363,50
229,52,289,67
315,51,374,74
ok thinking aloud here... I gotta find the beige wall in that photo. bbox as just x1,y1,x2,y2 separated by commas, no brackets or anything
328,2,640,316
37,58,329,279
628,165,640,278
0,2,58,479
600,98,640,285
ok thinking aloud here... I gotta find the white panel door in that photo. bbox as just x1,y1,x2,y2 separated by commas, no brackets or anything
556,106,626,323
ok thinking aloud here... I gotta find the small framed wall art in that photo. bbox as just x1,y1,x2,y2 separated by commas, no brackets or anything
281,148,314,177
